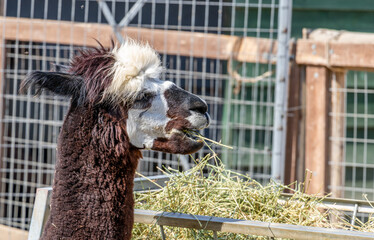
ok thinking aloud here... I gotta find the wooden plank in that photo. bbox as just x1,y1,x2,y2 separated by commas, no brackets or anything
330,43,374,69
0,224,28,240
297,40,374,70
305,66,329,195
123,28,238,60
0,17,276,64
236,37,277,64
0,17,116,48
284,61,302,186
296,29,374,70
134,209,374,240
329,71,345,198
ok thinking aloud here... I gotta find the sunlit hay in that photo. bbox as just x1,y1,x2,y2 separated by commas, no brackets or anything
132,134,374,239
361,216,374,232
353,195,374,233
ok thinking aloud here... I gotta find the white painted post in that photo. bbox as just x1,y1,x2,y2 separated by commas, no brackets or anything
28,187,52,240
271,0,293,182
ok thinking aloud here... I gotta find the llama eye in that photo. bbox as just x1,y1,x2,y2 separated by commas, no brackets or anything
132,92,155,109
135,92,154,102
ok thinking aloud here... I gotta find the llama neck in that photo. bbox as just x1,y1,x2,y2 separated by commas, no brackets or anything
41,105,141,240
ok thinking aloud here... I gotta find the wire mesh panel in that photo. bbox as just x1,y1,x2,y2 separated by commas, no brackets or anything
0,41,73,228
329,71,374,200
0,0,282,230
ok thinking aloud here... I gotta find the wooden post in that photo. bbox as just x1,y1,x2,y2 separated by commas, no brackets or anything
305,66,330,195
284,61,302,187
297,67,306,183
329,71,346,198
0,224,28,240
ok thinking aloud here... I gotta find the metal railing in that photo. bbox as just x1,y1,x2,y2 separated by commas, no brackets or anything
27,184,374,240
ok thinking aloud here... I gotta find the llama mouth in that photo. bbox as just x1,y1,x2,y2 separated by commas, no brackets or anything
181,129,203,142
152,128,204,154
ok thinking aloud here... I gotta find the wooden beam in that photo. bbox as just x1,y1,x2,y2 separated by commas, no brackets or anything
236,37,277,64
0,224,28,240
329,43,374,70
329,71,345,198
305,66,330,195
0,17,276,64
296,40,328,66
296,29,374,70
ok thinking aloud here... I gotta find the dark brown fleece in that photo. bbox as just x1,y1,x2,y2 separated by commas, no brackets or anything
69,45,115,104
41,103,141,240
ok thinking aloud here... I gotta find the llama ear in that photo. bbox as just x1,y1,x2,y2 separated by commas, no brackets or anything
20,71,85,100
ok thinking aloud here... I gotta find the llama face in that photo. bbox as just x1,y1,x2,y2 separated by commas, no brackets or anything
126,79,210,154
108,40,210,154
22,40,210,155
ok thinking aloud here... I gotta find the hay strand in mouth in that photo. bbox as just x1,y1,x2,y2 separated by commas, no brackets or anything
183,130,234,149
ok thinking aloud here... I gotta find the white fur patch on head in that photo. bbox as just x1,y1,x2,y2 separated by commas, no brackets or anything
104,39,163,103
126,79,172,149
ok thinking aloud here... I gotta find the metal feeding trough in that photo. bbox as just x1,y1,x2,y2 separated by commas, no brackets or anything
28,175,374,240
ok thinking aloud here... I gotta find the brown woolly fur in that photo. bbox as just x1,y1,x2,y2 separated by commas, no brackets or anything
41,103,141,240
69,45,115,104
22,41,210,239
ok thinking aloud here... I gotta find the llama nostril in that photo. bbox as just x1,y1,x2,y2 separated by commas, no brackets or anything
205,112,211,127
189,98,208,114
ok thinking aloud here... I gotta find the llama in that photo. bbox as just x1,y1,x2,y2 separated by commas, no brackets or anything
21,40,210,239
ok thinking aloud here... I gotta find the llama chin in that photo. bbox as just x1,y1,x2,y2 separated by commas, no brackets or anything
21,40,210,239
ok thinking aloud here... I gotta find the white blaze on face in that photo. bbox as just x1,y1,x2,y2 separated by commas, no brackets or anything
126,80,173,149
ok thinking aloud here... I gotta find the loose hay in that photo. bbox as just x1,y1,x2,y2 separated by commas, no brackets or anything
132,135,374,239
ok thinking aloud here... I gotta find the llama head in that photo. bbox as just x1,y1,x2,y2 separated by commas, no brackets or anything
21,40,210,155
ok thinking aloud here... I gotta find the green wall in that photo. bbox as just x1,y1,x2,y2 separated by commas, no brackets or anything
293,0,374,37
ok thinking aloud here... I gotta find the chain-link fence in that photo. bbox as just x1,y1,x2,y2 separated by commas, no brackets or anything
0,41,74,229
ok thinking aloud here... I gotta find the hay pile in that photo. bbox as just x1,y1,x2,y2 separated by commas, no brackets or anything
132,140,374,239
